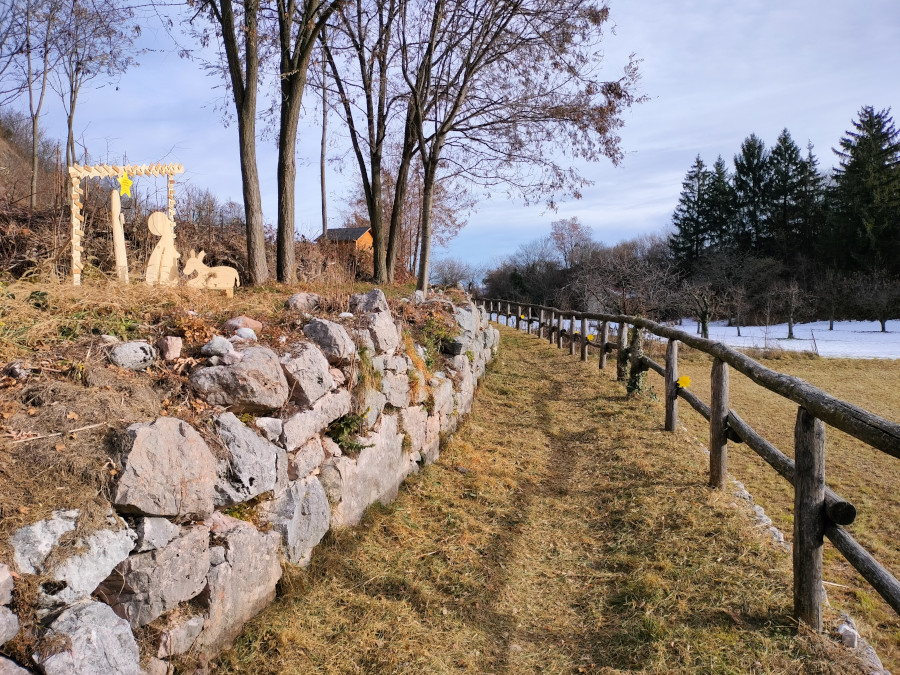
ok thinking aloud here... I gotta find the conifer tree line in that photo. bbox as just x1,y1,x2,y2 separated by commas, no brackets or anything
669,105,900,329
483,105,900,335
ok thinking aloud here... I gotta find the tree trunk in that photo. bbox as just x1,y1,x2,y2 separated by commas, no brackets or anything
237,110,267,284
30,114,40,209
370,162,386,283
276,79,304,283
788,312,795,339
386,121,415,283
320,50,328,241
880,318,887,332
416,160,437,293
701,313,710,339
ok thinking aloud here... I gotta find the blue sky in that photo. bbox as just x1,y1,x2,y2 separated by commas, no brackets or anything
24,0,900,271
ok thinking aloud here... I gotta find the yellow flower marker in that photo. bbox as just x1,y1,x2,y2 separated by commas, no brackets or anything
118,171,133,197
676,375,691,388
587,335,594,341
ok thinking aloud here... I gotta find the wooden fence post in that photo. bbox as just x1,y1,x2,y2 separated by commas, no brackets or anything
516,305,522,330
627,326,644,394
580,316,588,361
556,312,563,348
599,321,609,370
794,406,825,632
506,302,512,326
709,358,729,489
664,339,679,431
539,309,545,339
548,311,555,343
569,314,576,355
616,322,628,381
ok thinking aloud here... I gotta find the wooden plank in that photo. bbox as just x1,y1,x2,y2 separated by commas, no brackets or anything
709,358,729,489
599,321,608,370
641,355,664,376
665,339,678,432
569,314,576,356
825,523,900,616
793,407,825,632
616,322,628,381
726,411,856,525
580,316,588,361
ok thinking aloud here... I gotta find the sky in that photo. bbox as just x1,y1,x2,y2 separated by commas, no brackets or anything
20,0,900,272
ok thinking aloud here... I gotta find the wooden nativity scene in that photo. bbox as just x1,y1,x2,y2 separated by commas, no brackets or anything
67,162,241,297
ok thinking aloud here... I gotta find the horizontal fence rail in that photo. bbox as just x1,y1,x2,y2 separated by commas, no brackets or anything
477,297,900,633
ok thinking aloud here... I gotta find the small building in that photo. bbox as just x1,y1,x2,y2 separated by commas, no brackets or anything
317,227,373,251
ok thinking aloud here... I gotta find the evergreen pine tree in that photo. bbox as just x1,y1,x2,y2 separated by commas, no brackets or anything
669,155,711,271
733,133,772,255
797,142,827,262
706,156,737,250
831,106,900,274
767,129,805,264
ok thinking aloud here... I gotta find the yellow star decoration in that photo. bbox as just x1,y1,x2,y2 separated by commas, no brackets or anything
118,171,133,197
676,375,691,388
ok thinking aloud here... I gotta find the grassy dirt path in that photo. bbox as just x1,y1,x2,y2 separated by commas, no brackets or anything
217,327,864,674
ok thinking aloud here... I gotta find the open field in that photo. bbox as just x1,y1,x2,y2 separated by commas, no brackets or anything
668,347,900,670
216,327,869,674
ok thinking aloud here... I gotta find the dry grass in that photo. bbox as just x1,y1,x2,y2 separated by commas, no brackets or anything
215,327,867,674
674,348,900,671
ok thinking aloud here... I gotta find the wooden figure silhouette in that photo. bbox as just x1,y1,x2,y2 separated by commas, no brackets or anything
145,211,180,287
183,250,241,297
110,190,129,282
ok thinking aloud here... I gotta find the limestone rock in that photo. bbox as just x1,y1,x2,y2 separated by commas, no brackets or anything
430,376,455,421
288,437,325,480
357,387,386,429
260,476,330,566
214,413,285,506
367,311,400,354
422,413,441,464
281,389,352,452
302,319,356,366
200,336,234,357
0,607,18,645
34,601,140,675
10,509,78,574
338,311,354,319
156,336,183,362
142,657,168,675
254,417,283,444
109,341,156,371
194,514,281,657
0,564,12,605
329,367,346,387
156,614,204,659
281,342,334,407
320,415,414,527
380,371,409,408
0,656,30,674
231,327,257,342
135,518,180,553
223,316,262,334
349,289,389,314
400,406,427,456
8,509,132,608
39,514,137,608
97,526,210,628
286,292,320,313
114,417,216,519
189,347,290,414
352,328,375,353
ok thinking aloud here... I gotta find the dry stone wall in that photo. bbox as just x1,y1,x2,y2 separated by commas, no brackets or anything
0,290,499,674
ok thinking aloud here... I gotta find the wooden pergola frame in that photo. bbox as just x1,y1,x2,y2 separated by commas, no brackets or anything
67,162,185,285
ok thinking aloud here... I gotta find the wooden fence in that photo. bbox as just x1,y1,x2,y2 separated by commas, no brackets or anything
475,297,900,633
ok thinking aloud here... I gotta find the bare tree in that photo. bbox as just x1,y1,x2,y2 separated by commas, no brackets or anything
273,0,342,283
550,216,593,268
431,256,479,288
52,0,140,173
194,0,269,283
320,0,400,282
12,0,63,208
400,0,640,294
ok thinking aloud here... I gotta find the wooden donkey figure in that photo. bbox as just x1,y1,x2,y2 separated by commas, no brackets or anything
183,250,241,298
